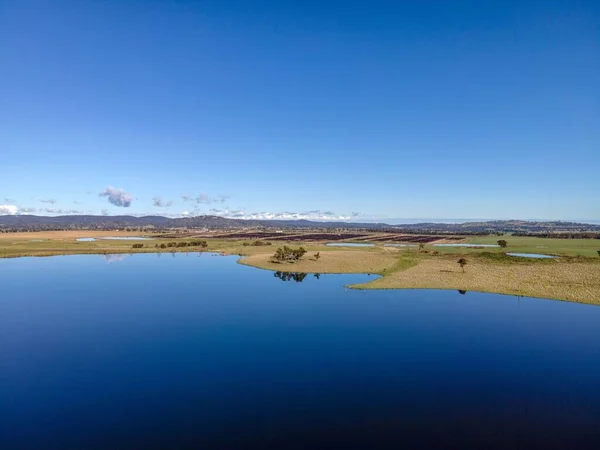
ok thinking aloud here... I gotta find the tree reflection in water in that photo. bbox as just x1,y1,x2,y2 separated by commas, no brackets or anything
273,271,308,282
458,290,467,295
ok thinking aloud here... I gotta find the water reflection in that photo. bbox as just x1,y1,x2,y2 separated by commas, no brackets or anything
100,254,130,264
458,290,467,295
273,271,324,282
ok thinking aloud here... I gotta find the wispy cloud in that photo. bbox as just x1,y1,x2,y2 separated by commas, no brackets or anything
195,194,211,204
182,193,230,205
214,195,230,203
4,198,15,203
40,198,57,204
99,186,133,207
152,196,173,208
101,209,109,216
41,208,84,214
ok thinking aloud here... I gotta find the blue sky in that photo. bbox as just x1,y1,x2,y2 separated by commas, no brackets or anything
1,0,598,221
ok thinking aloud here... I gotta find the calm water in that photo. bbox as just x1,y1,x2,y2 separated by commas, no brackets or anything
507,253,558,259
383,243,417,247
1,254,599,449
76,237,154,242
326,243,375,247
434,243,500,248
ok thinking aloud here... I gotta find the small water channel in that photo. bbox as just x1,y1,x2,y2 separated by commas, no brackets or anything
76,236,154,242
507,252,558,259
326,242,375,247
434,243,500,248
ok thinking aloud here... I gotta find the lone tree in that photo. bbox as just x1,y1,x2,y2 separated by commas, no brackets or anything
419,243,425,251
457,258,468,273
314,252,320,260
597,250,600,257
497,239,508,248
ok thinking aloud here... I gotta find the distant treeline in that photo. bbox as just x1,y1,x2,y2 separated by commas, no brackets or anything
513,232,600,239
379,229,490,236
132,240,209,249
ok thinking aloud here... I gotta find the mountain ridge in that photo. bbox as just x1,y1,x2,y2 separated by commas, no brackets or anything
1,214,599,234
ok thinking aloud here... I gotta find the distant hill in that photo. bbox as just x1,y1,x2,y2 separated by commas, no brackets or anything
0,214,386,231
1,214,599,236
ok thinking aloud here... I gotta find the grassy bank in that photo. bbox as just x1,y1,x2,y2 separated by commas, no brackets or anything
1,231,599,305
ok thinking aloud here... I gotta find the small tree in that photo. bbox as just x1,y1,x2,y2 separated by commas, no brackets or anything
419,243,425,251
497,239,508,248
597,250,600,257
457,258,467,273
314,252,320,260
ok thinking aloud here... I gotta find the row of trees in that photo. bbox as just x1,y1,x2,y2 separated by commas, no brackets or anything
131,240,209,250
243,240,273,247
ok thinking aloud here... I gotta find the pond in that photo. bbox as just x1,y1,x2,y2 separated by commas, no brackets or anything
434,243,500,248
507,253,558,259
1,254,599,449
326,242,375,247
76,236,154,242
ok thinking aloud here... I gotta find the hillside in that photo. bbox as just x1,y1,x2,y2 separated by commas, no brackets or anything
1,214,599,236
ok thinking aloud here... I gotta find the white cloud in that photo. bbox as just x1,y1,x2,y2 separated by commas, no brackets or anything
205,209,355,221
99,186,133,207
182,210,190,216
0,205,19,215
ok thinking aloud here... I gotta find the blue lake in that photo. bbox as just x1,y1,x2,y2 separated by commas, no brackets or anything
1,254,599,449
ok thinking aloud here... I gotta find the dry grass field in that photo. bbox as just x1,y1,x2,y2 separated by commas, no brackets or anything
352,254,600,305
239,250,398,274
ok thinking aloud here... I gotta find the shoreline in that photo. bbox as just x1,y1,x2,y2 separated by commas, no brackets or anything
1,232,599,305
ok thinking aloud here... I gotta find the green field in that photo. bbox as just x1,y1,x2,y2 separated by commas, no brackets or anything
426,235,600,258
